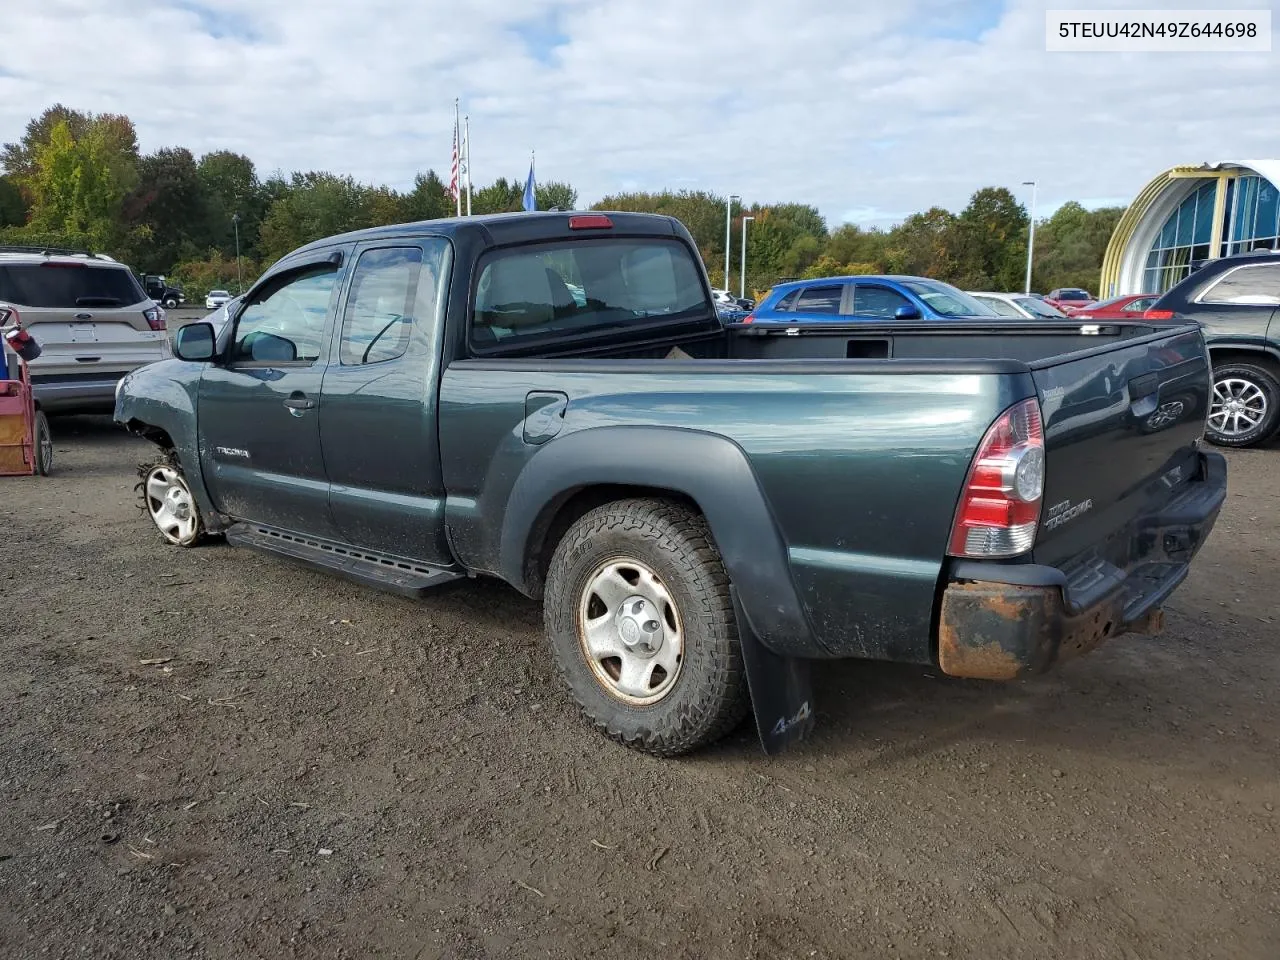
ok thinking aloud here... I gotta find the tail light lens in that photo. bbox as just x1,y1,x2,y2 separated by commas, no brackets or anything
568,214,613,230
741,313,755,324
1143,308,1175,320
948,398,1045,558
144,305,166,331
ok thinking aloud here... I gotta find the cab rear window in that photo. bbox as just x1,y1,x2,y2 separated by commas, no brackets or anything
0,263,147,309
469,238,712,351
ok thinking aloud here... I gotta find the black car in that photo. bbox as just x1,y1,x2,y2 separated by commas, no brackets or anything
1148,250,1280,448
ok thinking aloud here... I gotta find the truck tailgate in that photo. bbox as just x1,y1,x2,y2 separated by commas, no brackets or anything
1029,323,1211,572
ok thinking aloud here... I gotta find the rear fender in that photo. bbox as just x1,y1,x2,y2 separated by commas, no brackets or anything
498,425,827,659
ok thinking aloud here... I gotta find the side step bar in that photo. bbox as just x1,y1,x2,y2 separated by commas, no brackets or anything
225,523,464,598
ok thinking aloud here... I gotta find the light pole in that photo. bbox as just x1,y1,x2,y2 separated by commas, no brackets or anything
1022,180,1037,295
740,215,754,299
232,212,243,294
724,194,739,291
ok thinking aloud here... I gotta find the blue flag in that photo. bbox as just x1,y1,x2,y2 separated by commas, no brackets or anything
522,158,536,212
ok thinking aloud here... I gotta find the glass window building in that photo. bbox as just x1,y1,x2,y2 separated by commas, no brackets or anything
1100,161,1280,297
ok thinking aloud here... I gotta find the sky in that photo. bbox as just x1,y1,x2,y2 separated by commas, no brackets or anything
0,0,1275,229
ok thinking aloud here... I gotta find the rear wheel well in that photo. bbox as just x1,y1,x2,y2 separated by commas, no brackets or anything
1207,347,1280,380
526,484,701,597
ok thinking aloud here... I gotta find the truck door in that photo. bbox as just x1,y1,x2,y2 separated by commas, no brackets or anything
318,238,454,564
198,255,345,537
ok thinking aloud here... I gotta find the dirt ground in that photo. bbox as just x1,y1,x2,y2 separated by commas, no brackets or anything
1,418,1277,960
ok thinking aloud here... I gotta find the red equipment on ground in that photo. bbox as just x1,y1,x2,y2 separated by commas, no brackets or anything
1,305,53,476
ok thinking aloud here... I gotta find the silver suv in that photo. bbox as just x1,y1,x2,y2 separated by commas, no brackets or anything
0,246,170,413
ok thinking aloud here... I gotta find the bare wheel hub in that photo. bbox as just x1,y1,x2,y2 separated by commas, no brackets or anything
578,559,684,704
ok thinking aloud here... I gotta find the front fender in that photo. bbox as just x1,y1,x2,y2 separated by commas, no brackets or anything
498,425,827,658
114,359,221,529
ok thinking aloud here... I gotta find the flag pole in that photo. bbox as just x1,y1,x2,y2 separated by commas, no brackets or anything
453,98,461,217
464,114,472,217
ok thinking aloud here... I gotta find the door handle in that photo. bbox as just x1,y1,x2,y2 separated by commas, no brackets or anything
283,393,316,415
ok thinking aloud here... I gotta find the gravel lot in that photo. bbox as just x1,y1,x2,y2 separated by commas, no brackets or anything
1,418,1277,960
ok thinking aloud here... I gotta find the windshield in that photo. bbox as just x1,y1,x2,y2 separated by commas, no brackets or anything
901,280,998,317
1014,296,1067,318
1058,289,1091,300
0,262,147,309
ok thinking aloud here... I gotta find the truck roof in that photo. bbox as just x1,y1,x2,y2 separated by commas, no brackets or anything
286,210,686,261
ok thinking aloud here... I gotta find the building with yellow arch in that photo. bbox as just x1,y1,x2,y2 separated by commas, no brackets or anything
1099,160,1280,298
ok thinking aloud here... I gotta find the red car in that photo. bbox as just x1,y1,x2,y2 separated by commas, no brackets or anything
1071,293,1159,320
1043,288,1096,313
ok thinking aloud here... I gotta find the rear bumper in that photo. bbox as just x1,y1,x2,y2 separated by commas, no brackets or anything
32,375,126,413
937,450,1226,681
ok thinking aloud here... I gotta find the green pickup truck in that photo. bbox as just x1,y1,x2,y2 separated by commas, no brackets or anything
114,211,1227,755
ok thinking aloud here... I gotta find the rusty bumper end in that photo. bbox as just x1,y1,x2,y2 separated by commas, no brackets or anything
937,580,1164,681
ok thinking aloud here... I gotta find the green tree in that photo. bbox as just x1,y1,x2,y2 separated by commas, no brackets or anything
404,170,452,221
883,207,960,279
824,224,888,271
258,172,372,263
125,147,209,271
951,187,1029,289
0,175,27,227
1032,201,1124,294
471,176,523,214
536,180,578,211
199,151,265,258
19,117,139,251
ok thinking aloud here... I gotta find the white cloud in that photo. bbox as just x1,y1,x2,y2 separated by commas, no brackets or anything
1,0,1275,227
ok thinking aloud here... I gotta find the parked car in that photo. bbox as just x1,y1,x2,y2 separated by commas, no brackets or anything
967,291,1071,320
1145,250,1280,448
205,289,232,310
0,245,169,413
745,276,1000,323
141,274,185,308
1044,288,1095,312
1071,293,1160,320
115,211,1225,757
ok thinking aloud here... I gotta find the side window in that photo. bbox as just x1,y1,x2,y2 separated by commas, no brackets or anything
339,247,429,365
232,268,337,364
1124,297,1155,313
1200,265,1280,305
852,284,912,319
793,285,843,314
774,290,800,312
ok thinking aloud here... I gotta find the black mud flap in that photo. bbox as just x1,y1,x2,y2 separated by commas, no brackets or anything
732,587,815,754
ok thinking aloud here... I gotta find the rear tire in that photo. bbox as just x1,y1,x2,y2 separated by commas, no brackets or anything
163,297,178,308
1206,362,1280,448
543,498,749,756
32,411,52,475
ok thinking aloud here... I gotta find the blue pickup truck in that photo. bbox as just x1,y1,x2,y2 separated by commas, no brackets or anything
115,212,1226,756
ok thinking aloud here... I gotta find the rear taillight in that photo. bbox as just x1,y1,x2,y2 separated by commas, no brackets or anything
948,398,1045,558
1143,309,1175,320
741,313,755,324
568,214,613,230
144,305,166,331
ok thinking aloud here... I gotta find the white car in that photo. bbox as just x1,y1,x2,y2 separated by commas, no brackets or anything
205,289,232,310
967,291,1070,320
0,248,169,413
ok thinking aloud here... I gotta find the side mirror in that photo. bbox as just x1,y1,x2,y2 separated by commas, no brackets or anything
174,322,216,362
894,304,922,320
